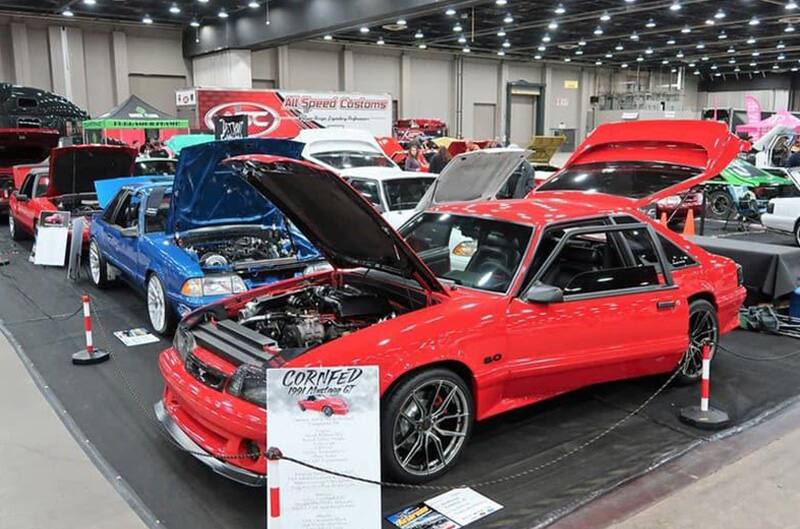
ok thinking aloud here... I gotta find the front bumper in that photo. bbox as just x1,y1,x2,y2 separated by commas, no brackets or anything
155,400,266,487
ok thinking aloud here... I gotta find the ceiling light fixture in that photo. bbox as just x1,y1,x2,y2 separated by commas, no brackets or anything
542,33,552,42
600,12,611,21
676,50,684,58
705,19,715,26
575,49,584,55
458,35,467,44
323,34,333,40
669,2,681,11
504,14,514,24
143,14,154,24
646,19,656,28
718,32,727,40
537,45,546,51
747,36,756,44
497,29,506,37
778,42,786,49
727,47,735,53
593,26,604,35
218,10,228,19
445,8,456,16
249,1,260,8
578,39,586,46
83,0,96,5
636,56,644,62
749,17,760,26
787,1,799,9
62,8,74,16
534,54,542,59
645,47,654,54
630,32,639,41
554,4,566,14
786,25,796,32
605,52,613,58
667,38,676,45
498,50,506,56
377,37,385,45
453,24,462,32
419,43,427,49
190,19,200,27
496,0,507,5
696,42,705,49
621,63,629,68
595,60,603,65
415,30,424,38
662,59,669,64
564,57,571,62
462,47,471,53
503,40,511,48
615,43,624,51
170,4,181,14
548,20,559,30
681,26,691,34
715,9,725,19
397,19,407,26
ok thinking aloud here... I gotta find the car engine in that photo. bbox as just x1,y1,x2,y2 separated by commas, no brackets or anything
237,284,394,349
186,232,296,270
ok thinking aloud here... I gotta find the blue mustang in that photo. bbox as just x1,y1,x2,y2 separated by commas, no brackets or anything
89,139,322,335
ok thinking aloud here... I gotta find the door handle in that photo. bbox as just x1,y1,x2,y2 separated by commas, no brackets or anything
657,300,677,310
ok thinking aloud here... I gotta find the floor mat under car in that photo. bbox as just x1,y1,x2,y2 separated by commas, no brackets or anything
1,228,799,529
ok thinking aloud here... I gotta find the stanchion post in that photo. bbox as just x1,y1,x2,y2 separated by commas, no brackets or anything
267,447,282,528
72,295,111,365
679,342,730,430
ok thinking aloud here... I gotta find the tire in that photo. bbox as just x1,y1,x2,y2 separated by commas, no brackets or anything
146,274,177,336
381,368,473,483
706,189,734,220
794,221,800,248
323,406,334,417
8,211,26,241
676,299,719,385
88,239,110,288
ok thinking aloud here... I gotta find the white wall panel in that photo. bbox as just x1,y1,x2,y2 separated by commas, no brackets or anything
193,50,252,89
27,27,51,91
287,45,340,91
408,55,454,125
462,59,499,138
252,48,278,84
82,31,115,116
127,34,186,77
353,50,401,99
507,63,542,84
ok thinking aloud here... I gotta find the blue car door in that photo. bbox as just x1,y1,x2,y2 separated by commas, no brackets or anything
101,190,139,278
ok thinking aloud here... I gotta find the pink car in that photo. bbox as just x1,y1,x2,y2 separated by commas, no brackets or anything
297,396,349,417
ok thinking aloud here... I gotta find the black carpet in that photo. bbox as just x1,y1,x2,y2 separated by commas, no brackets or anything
1,226,800,529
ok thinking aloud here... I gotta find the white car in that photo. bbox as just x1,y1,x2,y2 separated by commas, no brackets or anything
761,170,800,244
413,148,532,270
295,128,435,227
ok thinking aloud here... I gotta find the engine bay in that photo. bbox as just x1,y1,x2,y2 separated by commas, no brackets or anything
237,283,397,350
184,230,297,271
54,195,101,217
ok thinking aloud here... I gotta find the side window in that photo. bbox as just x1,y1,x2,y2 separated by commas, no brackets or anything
102,191,125,223
618,227,663,275
144,193,171,233
109,193,139,229
348,178,382,209
19,173,35,197
539,227,662,296
33,175,49,197
658,234,697,268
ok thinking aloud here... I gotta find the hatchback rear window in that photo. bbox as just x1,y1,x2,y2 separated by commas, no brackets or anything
537,161,700,199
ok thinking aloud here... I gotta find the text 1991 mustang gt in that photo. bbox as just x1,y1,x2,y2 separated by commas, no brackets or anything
156,120,746,486
89,139,321,335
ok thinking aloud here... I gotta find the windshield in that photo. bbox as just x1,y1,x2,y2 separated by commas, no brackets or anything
312,150,394,170
401,212,532,293
384,177,435,211
135,160,177,176
537,161,701,199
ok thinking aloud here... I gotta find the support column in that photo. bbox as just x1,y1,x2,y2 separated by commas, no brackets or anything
540,64,553,136
399,53,411,118
340,47,354,91
10,23,31,86
48,26,72,101
497,60,509,144
276,45,290,89
111,31,130,103
192,49,252,89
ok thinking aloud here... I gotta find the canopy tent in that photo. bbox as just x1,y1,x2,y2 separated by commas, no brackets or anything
83,95,189,146
735,110,800,141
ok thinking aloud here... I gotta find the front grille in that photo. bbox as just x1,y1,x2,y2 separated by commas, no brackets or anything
185,353,228,390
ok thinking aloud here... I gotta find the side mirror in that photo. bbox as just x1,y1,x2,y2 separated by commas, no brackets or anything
523,283,564,304
13,191,29,202
119,226,138,238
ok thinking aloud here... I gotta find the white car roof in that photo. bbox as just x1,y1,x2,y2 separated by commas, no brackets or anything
294,128,384,156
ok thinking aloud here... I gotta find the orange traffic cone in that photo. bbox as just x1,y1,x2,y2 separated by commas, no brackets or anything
682,208,696,237
660,211,668,226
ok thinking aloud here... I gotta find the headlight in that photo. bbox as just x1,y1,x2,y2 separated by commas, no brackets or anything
227,364,268,408
657,196,681,206
173,326,195,361
452,240,477,257
180,275,247,297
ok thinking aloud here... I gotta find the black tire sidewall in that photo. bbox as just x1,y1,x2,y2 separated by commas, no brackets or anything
676,299,718,385
706,190,733,220
381,368,474,483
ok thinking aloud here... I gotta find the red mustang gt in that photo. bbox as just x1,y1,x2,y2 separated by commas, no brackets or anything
8,144,136,243
298,396,349,416
156,120,746,486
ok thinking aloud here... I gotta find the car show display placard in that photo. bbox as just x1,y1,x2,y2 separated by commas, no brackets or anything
33,211,70,266
267,366,381,529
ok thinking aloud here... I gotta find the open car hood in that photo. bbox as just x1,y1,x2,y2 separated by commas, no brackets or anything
525,135,565,164
0,128,59,169
48,145,137,196
537,120,747,207
416,148,527,211
227,155,446,295
167,139,307,233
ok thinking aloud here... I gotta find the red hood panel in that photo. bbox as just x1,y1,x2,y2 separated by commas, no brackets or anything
0,128,59,169
48,145,137,196
555,120,746,206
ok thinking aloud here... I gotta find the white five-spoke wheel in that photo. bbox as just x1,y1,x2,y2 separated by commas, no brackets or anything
382,368,473,483
88,240,109,287
146,274,176,336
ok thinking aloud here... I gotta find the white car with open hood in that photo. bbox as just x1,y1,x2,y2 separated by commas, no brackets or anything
761,170,800,245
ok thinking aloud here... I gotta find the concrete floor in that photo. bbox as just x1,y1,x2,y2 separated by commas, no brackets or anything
0,331,146,529
609,426,800,529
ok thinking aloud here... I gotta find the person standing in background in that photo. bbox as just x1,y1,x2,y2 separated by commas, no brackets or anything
428,146,452,174
404,144,422,171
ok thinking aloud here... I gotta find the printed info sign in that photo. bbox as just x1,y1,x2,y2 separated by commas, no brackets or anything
267,366,381,529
